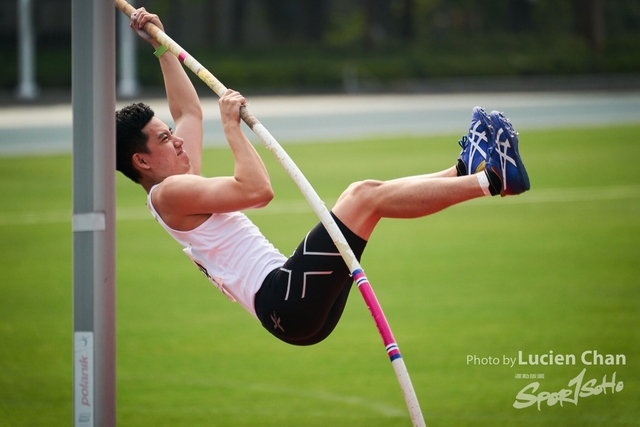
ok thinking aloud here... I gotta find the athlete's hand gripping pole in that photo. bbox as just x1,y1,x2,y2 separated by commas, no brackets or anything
115,2,426,425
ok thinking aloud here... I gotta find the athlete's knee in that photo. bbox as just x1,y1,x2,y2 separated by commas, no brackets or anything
339,179,383,209
333,180,383,240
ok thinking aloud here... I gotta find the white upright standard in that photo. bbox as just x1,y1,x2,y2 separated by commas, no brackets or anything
72,0,116,426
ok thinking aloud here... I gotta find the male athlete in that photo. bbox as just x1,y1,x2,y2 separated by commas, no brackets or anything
116,9,530,346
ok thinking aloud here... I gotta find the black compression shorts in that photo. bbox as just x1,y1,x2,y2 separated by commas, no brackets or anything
254,213,367,346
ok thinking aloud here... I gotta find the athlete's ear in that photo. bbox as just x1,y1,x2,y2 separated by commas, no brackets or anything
132,152,150,171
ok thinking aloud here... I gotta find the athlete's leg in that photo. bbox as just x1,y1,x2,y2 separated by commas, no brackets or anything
289,276,353,345
333,172,487,241
254,213,367,346
282,168,462,344
333,106,530,240
386,165,458,182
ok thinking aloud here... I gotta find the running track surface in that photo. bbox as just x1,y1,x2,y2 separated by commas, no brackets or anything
1,91,639,156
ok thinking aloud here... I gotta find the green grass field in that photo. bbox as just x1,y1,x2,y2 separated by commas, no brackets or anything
1,125,639,426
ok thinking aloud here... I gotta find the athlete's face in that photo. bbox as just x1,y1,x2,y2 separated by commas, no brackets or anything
138,117,191,180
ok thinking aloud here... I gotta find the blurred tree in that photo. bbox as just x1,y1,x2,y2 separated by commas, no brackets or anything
400,0,416,41
572,0,605,51
324,2,365,46
305,0,329,42
202,0,218,46
231,0,247,46
508,0,534,32
264,0,293,41
364,0,391,49
264,0,328,43
605,0,640,36
530,0,573,35
364,0,377,49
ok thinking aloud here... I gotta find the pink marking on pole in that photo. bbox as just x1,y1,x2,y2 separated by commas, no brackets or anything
178,52,188,63
353,269,397,351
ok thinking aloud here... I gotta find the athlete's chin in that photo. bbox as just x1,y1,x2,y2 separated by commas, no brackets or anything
179,151,191,168
182,160,192,173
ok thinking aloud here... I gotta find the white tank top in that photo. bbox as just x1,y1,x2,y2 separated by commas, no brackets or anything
147,184,287,318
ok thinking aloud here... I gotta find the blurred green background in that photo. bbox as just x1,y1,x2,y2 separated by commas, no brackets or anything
1,1,639,426
1,125,639,426
1,0,640,94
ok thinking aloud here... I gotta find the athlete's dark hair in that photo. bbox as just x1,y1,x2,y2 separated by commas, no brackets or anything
115,103,155,183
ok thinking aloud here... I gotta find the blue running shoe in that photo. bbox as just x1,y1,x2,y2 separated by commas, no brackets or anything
456,106,493,176
485,111,530,196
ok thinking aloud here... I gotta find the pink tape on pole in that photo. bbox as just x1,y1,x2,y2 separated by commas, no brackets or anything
353,270,400,360
178,52,188,63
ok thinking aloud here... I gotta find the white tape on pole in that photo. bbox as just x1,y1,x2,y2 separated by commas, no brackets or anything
72,212,106,232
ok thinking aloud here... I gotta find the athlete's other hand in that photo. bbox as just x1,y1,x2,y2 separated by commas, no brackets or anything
130,7,164,47
219,89,246,127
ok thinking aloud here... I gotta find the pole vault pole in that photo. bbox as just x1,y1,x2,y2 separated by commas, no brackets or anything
115,2,425,425
73,1,116,426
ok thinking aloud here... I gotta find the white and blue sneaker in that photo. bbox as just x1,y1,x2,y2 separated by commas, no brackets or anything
456,106,493,176
484,111,530,196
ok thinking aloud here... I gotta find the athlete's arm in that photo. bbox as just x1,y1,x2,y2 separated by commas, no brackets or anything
152,90,273,231
130,8,204,175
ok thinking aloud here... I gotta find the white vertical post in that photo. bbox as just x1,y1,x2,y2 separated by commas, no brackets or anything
72,0,116,426
117,9,140,98
16,0,38,100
